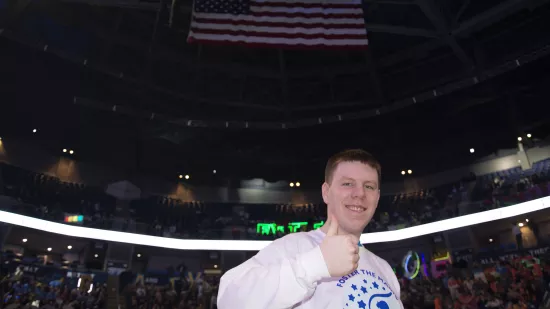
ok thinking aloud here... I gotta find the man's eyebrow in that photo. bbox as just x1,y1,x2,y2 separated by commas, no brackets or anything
340,177,378,184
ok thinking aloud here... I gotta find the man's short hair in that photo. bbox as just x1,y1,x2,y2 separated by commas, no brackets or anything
324,149,382,185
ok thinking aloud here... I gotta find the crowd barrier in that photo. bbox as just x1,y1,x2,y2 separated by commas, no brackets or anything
0,196,548,251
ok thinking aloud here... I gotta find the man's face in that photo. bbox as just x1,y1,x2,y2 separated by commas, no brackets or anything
322,161,380,235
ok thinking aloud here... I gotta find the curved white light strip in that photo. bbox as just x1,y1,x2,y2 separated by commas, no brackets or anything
361,196,550,244
0,196,548,251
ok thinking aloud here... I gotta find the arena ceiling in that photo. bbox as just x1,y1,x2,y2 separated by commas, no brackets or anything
2,0,550,185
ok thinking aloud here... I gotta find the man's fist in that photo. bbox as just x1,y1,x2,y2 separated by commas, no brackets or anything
320,216,360,277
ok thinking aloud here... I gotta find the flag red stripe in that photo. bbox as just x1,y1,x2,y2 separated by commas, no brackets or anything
193,17,365,29
248,11,364,19
190,27,366,40
253,2,362,9
187,36,368,50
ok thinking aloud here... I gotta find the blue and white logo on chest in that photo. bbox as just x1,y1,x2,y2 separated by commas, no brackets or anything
335,269,400,309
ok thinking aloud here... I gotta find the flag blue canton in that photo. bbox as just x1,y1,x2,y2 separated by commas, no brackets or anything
194,0,250,15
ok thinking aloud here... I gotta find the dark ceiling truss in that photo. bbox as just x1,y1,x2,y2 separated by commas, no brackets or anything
415,0,473,67
67,41,550,130
2,0,550,117
451,0,545,37
1,0,33,29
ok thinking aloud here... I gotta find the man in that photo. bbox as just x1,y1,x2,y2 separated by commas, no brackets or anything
217,149,403,309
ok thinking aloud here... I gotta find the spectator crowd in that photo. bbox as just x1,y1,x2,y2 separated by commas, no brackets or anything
400,254,550,309
1,259,107,309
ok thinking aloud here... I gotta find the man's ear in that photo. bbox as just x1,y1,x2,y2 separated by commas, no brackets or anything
322,182,330,204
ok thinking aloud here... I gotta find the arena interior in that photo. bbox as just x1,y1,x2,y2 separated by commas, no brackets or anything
2,0,550,308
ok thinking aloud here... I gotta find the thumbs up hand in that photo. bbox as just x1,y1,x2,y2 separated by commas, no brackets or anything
320,216,360,277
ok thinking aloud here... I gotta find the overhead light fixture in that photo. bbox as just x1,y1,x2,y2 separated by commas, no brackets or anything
63,149,67,153
178,175,183,179
22,238,27,243
213,170,217,174
470,148,475,153
94,254,99,258
525,219,529,222
518,137,522,141
407,169,412,175
47,247,52,252
185,175,190,180
137,253,141,258
527,134,532,138
69,150,74,155
289,182,294,187
489,238,493,242
295,182,301,187
67,245,72,250
401,171,405,175
518,222,524,227
32,129,37,133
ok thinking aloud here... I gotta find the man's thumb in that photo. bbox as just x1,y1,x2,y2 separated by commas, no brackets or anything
326,216,339,236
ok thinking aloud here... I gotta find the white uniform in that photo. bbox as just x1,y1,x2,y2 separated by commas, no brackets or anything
218,229,404,309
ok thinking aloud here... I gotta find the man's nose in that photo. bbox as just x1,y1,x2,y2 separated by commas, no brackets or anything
351,186,366,198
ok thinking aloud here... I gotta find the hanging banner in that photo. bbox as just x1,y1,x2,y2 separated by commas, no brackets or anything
476,245,550,265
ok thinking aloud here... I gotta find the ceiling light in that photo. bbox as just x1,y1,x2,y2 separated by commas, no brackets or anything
69,150,74,155
518,137,522,141
22,238,27,243
67,245,72,250
295,182,301,187
489,238,493,242
407,169,412,175
94,254,99,258
32,129,37,133
401,171,405,175
525,219,529,222
47,247,52,252
518,222,524,227
137,253,141,258
185,175,190,180
213,170,217,174
63,149,67,153
178,175,183,179
527,134,532,138
470,148,475,153
289,182,294,187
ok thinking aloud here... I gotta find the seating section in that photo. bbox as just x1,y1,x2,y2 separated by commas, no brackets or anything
0,163,116,225
1,159,550,240
130,196,233,239
1,250,107,309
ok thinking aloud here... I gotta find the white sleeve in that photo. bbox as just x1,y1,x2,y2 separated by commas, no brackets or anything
217,237,330,309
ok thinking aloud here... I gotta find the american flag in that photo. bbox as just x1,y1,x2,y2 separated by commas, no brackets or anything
187,0,368,49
